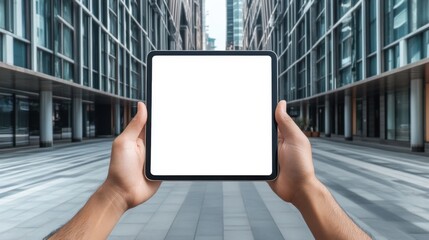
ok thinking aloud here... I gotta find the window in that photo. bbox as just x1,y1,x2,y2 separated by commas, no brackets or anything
92,22,99,89
83,14,89,86
297,60,306,99
385,0,408,45
55,3,74,61
82,0,89,9
119,5,124,43
131,21,140,59
109,39,117,79
367,56,377,77
355,9,362,81
118,47,124,96
336,0,358,20
36,0,52,48
63,26,73,58
395,86,409,141
418,0,429,27
14,39,28,68
109,0,117,37
82,15,89,67
0,34,3,61
0,94,13,148
55,57,62,77
385,45,399,71
367,0,377,54
92,0,99,18
339,18,352,67
37,49,52,75
101,32,108,91
315,0,325,42
63,0,72,24
297,21,305,57
408,34,422,63
15,0,29,39
386,79,410,141
315,42,326,93
131,59,140,99
63,60,73,81
0,0,5,28
424,30,429,58
131,0,139,20
338,8,361,85
0,0,13,31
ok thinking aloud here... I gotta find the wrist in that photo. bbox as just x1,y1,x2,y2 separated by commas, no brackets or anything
291,177,327,209
97,181,129,214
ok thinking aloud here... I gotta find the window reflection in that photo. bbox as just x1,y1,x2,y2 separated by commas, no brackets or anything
385,0,408,45
16,98,29,146
0,94,13,148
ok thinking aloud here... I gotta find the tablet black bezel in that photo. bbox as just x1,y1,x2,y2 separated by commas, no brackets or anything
145,50,278,181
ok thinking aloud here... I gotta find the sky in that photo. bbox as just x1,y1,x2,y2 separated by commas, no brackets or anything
205,0,226,50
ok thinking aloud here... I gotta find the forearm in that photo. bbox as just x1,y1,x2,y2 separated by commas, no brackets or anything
293,179,371,240
49,182,127,240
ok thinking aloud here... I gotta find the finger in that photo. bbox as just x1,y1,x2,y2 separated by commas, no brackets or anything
121,102,147,140
275,100,305,144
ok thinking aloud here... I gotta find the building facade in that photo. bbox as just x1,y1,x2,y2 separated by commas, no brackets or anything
226,0,243,50
206,35,216,50
0,0,203,148
244,0,429,152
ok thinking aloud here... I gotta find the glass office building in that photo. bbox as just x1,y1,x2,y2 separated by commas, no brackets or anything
244,0,429,152
0,0,203,148
226,0,243,50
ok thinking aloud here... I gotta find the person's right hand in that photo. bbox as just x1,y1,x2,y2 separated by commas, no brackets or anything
268,100,318,204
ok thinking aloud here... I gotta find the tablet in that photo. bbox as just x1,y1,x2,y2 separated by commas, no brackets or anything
146,51,277,180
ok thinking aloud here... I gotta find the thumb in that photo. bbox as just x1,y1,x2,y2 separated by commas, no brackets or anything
121,102,147,140
275,100,305,143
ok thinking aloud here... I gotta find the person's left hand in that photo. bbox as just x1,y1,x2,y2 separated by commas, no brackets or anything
103,102,161,209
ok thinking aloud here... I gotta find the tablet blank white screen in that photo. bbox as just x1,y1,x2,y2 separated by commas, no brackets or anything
151,55,272,176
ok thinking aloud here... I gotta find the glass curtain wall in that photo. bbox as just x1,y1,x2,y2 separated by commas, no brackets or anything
54,0,74,81
0,94,13,148
15,97,29,146
337,6,361,87
0,0,6,29
36,0,53,75
0,34,3,61
386,79,410,141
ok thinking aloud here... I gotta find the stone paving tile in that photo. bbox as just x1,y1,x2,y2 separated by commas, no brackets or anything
0,138,429,239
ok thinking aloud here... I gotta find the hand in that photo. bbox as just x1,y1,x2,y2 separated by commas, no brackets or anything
104,102,161,209
268,100,317,204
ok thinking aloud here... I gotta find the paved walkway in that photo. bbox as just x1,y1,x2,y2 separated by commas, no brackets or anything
0,138,428,239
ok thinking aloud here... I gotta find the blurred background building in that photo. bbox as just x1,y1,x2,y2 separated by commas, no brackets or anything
0,0,203,148
244,0,429,152
226,0,243,50
206,35,217,50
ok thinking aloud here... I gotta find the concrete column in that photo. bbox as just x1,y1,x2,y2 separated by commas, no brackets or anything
115,101,121,136
299,101,304,119
325,97,331,137
40,86,53,147
72,95,83,142
344,91,352,140
410,71,424,152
